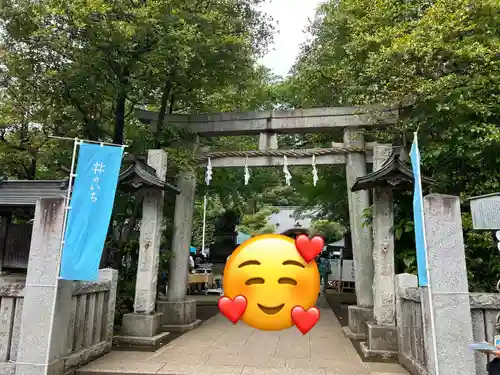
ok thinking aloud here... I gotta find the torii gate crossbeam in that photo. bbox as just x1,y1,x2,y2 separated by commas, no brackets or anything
135,106,398,136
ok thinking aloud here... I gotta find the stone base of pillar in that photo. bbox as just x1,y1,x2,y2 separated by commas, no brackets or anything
359,322,398,361
342,305,374,340
114,312,170,350
157,300,201,332
15,358,65,375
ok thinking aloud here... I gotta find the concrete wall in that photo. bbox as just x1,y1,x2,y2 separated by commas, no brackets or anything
396,283,500,375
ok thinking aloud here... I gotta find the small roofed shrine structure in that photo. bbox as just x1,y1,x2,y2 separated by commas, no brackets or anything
119,155,180,194
351,147,433,192
349,144,433,360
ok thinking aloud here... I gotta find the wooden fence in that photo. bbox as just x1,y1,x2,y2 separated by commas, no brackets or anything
397,285,500,375
0,269,117,374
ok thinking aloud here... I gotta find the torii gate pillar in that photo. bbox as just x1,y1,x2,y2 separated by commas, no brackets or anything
158,167,201,332
343,128,375,340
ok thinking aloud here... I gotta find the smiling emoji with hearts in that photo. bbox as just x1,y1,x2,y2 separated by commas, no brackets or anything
218,234,323,334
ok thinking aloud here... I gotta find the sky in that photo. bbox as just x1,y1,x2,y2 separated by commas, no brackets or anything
258,0,323,77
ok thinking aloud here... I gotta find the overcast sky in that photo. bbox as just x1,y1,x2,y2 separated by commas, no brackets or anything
258,0,323,77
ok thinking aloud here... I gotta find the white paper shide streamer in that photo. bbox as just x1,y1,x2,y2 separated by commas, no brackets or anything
244,156,250,185
312,155,319,186
283,155,292,186
205,157,212,186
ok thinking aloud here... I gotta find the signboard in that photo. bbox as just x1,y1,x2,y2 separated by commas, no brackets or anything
328,259,341,282
341,259,355,282
470,194,500,230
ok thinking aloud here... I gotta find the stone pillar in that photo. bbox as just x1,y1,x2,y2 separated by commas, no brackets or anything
372,185,395,326
158,168,200,332
421,194,475,375
360,144,398,359
343,128,374,340
15,198,73,375
134,149,167,313
117,150,170,348
372,143,395,325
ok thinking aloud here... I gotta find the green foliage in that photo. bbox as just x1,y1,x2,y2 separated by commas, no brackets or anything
0,0,276,324
2,0,499,330
361,207,373,228
287,0,500,291
397,248,418,275
237,206,279,236
309,220,345,244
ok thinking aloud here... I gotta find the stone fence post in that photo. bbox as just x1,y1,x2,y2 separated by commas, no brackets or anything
98,268,118,345
394,273,418,368
421,194,475,375
15,198,73,375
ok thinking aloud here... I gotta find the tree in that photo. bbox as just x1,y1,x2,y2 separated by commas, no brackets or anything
287,0,500,291
0,0,274,155
310,219,345,244
237,206,279,236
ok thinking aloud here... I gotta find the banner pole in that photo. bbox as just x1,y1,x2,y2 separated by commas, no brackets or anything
48,135,128,148
202,158,212,254
201,194,208,252
412,133,439,375
44,137,80,374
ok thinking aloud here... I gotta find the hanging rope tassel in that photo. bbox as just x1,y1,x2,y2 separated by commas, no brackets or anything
312,155,319,187
283,155,292,186
201,158,212,253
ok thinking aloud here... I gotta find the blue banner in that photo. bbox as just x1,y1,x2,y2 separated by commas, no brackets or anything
410,134,428,287
60,142,124,281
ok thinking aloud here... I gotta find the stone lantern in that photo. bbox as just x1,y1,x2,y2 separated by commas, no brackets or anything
116,151,181,349
350,145,433,360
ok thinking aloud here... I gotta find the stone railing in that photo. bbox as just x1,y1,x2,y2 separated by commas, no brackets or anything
469,293,500,375
0,268,117,375
396,286,427,375
62,269,118,373
397,282,500,375
0,282,25,374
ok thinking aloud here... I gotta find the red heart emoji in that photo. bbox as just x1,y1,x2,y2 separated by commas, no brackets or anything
291,306,320,335
295,235,324,263
218,295,247,324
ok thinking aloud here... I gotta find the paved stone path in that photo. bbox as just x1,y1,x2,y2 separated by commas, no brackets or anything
78,297,409,375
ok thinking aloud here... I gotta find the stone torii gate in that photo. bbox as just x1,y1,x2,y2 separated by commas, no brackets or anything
134,106,399,341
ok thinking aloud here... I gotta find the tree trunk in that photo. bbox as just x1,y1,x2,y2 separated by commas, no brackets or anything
155,71,175,148
114,89,126,145
168,93,175,114
27,157,36,180
113,68,130,145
